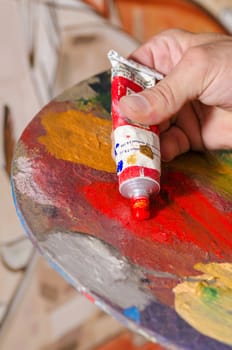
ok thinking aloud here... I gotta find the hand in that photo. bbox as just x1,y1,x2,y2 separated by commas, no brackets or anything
119,29,232,161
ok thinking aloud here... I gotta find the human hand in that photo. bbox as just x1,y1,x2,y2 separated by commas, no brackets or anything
118,29,232,161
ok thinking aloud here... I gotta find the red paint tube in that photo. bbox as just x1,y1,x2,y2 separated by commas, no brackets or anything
108,50,163,220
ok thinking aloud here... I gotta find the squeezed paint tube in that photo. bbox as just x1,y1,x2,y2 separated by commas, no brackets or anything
108,50,163,220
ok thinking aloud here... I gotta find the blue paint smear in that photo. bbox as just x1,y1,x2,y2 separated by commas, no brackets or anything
123,306,140,323
117,160,123,173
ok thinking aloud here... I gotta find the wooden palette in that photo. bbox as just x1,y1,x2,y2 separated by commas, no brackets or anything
12,70,232,350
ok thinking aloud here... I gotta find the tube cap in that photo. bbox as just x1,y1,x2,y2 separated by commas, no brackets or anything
131,197,150,221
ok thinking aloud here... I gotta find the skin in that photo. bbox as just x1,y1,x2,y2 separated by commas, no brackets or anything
119,29,232,161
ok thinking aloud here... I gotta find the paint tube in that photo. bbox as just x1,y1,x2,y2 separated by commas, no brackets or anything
108,50,163,220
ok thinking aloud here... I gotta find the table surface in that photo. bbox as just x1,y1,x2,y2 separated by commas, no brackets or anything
12,70,232,350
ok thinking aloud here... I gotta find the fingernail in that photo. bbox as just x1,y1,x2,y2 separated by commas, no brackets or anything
119,94,150,114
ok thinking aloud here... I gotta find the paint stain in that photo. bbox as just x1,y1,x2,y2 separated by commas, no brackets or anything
82,171,232,258
38,109,115,173
173,262,232,346
123,306,141,323
201,285,219,302
172,152,232,199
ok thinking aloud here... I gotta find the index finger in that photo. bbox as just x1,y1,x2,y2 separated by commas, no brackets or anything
129,29,230,75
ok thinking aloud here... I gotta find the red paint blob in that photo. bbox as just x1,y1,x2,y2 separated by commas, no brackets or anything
131,197,150,221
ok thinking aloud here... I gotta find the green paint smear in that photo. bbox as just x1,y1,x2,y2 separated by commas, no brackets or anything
201,286,219,303
72,97,110,120
216,151,232,167
171,151,232,199
93,92,111,113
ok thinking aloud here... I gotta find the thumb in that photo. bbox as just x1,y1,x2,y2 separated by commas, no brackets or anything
119,47,208,124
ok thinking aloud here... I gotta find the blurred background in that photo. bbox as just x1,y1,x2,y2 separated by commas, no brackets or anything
0,1,232,349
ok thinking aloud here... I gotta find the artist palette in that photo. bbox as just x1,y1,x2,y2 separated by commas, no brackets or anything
12,70,232,350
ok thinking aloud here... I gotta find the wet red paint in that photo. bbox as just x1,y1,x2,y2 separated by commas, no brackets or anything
82,171,232,258
131,197,150,221
82,291,96,304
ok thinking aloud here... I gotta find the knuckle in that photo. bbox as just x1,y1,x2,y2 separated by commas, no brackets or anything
184,46,209,69
144,82,177,114
183,46,212,95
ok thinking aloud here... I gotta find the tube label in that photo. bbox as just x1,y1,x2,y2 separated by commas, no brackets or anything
114,124,160,175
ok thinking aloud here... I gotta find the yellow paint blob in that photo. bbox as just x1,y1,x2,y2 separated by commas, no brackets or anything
173,262,232,345
38,109,115,173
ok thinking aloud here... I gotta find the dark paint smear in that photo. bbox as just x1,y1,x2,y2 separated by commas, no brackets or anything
140,300,232,350
93,291,232,350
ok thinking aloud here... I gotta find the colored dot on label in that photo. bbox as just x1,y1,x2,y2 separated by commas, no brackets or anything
117,160,123,173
